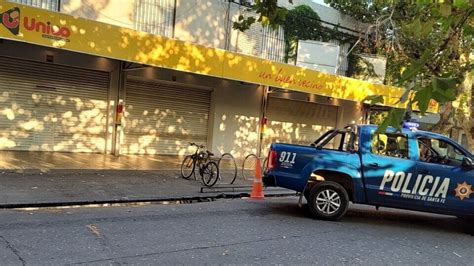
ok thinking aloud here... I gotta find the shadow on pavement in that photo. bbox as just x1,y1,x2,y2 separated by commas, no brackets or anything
262,199,469,235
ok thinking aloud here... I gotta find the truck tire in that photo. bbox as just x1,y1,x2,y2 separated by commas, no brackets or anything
307,181,349,221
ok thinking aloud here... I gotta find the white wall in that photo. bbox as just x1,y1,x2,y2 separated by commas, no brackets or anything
61,0,136,29
59,0,268,58
175,0,265,57
268,91,364,129
174,0,229,49
60,0,175,37
210,82,263,158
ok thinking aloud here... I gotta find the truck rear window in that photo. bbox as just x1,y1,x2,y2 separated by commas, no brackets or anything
371,133,409,159
314,129,357,152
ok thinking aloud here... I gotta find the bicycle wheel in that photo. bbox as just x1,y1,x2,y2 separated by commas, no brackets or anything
218,153,237,184
181,155,195,179
201,161,219,187
242,154,260,181
194,157,207,180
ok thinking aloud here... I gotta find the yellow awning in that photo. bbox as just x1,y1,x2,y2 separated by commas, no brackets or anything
0,0,437,111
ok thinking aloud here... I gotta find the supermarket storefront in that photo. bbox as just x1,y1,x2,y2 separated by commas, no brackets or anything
0,1,413,157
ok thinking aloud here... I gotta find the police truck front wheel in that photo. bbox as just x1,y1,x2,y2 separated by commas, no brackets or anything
308,181,349,221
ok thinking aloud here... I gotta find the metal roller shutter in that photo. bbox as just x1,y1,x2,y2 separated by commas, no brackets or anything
263,96,338,152
123,77,212,155
0,56,110,152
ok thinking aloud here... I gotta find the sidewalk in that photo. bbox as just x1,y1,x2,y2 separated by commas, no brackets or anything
0,151,294,207
0,151,182,170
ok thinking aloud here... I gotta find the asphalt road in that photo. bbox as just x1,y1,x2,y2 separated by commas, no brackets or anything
0,197,472,265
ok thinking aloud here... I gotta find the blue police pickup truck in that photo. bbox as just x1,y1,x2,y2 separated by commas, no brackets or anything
263,124,474,221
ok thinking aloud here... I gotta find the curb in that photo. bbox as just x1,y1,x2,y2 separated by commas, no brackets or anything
0,192,298,209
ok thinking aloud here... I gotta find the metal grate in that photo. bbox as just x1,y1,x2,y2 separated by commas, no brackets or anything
123,77,212,155
8,0,60,11
133,0,175,37
261,25,285,62
0,56,110,153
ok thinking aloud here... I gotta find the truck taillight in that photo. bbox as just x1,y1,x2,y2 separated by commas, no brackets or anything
267,150,277,171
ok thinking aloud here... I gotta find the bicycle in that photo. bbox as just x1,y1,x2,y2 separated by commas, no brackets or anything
217,153,237,184
181,142,220,187
241,154,267,181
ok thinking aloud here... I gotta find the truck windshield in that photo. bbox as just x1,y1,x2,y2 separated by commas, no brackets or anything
418,137,472,166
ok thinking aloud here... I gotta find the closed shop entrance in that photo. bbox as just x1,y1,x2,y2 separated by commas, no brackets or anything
122,77,212,155
262,96,339,153
0,56,110,153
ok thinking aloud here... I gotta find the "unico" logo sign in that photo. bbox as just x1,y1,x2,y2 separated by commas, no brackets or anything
1,6,71,41
1,7,20,35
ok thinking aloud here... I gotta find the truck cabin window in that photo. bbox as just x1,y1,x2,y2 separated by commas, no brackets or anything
371,133,409,159
313,130,356,152
418,137,466,167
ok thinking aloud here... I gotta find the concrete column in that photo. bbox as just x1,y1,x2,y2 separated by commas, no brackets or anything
111,62,127,156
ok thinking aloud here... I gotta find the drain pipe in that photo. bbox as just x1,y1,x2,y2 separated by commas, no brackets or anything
112,62,126,156
257,85,269,158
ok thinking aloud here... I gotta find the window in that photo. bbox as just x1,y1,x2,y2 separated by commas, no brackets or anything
372,133,409,159
418,137,466,166
261,26,285,62
9,0,59,11
133,0,175,37
313,128,357,152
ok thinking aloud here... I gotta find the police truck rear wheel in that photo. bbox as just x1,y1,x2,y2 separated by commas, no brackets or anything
308,182,349,221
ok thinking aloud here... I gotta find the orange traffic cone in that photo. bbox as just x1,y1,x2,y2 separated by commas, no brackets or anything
250,159,264,199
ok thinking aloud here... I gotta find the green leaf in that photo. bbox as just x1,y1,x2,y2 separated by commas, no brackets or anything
403,18,422,38
376,109,406,134
397,49,431,85
440,4,452,17
412,18,422,38
431,77,458,102
432,77,457,91
232,17,256,31
432,88,456,103
440,16,454,31
363,95,384,105
420,19,435,38
463,24,474,37
413,86,433,114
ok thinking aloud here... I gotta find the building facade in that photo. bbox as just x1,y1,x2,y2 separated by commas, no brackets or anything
0,0,402,158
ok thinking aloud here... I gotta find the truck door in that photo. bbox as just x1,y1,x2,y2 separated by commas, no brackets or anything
361,131,424,209
415,136,474,216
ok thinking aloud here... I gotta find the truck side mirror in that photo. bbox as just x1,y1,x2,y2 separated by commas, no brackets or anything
462,157,473,169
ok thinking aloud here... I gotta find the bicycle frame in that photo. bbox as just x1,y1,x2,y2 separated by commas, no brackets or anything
181,142,220,187
187,143,210,176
